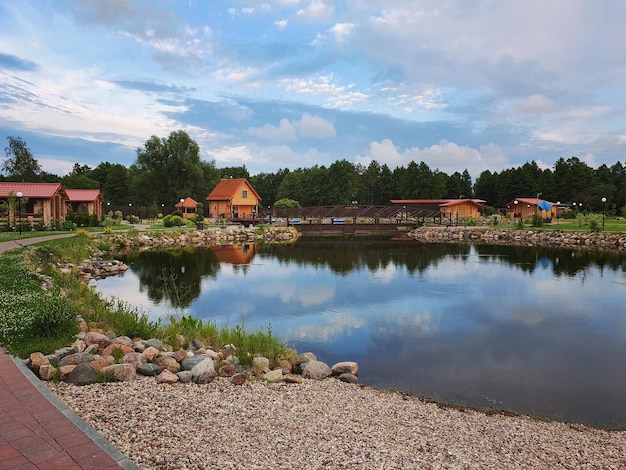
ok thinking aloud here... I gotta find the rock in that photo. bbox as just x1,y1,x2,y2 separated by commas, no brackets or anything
284,374,303,384
59,352,95,367
59,365,76,381
263,369,284,383
253,356,270,377
154,356,181,374
156,369,179,384
72,340,86,352
189,339,206,352
132,341,146,352
337,373,359,384
191,358,217,384
171,349,188,363
302,360,332,380
29,352,50,375
84,331,111,349
176,371,193,383
231,373,247,385
123,352,147,368
66,363,98,385
90,358,115,371
102,343,134,358
218,363,237,377
277,359,292,374
38,364,56,381
146,338,165,350
101,363,137,382
181,355,210,371
142,346,159,361
111,336,133,346
332,361,359,377
136,363,162,377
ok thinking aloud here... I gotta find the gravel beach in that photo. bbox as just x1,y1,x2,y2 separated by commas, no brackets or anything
47,377,626,469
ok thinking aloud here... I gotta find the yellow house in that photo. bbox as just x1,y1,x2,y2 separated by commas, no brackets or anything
207,178,262,221
391,199,486,219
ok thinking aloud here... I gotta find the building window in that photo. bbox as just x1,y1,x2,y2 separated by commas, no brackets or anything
242,190,248,198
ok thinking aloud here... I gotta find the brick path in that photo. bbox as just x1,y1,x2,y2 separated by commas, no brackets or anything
0,348,137,469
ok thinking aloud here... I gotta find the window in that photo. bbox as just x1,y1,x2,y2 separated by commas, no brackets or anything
242,190,248,198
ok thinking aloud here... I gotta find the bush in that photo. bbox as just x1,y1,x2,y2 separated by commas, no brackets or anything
163,214,184,227
171,210,183,217
531,213,544,227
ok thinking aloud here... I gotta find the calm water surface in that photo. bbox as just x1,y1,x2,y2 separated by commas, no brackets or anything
94,241,626,429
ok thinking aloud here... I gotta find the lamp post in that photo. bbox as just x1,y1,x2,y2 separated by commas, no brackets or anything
180,198,185,218
556,201,560,225
514,200,519,219
601,197,607,230
16,191,23,235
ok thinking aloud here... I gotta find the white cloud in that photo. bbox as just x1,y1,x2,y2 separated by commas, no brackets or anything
518,94,555,115
275,19,288,30
330,22,354,42
293,113,336,138
247,114,335,142
247,118,297,141
296,0,334,22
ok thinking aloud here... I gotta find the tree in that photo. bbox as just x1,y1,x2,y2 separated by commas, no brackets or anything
219,166,250,180
2,136,42,181
130,131,206,206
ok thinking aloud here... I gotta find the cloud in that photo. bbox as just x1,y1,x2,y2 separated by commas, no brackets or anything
293,113,336,138
296,0,334,22
275,19,288,30
247,114,335,142
330,23,355,42
247,118,297,141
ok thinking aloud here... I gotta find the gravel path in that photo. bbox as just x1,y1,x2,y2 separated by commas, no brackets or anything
47,377,626,469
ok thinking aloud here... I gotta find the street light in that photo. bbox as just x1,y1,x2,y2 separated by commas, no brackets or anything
514,200,519,219
16,191,23,235
601,197,607,230
556,201,560,225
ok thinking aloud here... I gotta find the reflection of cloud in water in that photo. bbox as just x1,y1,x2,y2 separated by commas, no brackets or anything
286,311,367,342
369,264,398,284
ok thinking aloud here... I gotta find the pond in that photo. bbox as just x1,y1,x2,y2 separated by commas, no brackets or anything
93,240,626,429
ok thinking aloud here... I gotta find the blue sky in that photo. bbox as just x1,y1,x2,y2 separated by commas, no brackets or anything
1,1,625,178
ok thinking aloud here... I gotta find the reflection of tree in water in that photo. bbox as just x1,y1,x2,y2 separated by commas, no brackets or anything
473,244,626,280
256,240,470,275
117,247,221,308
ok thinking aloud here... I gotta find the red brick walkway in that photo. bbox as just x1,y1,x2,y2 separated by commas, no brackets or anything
0,347,136,469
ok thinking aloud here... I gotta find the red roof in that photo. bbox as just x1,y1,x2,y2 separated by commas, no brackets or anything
0,182,67,199
506,198,555,206
65,189,102,202
391,199,486,207
175,197,197,208
206,178,261,201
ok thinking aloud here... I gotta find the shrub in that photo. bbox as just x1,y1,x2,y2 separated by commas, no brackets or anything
171,210,183,217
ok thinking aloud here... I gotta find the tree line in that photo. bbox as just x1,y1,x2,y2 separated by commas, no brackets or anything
3,133,626,215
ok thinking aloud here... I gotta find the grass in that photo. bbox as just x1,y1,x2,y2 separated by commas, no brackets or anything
1,234,289,366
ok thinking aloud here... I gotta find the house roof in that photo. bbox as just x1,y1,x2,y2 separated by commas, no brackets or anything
391,198,486,207
65,189,103,202
506,198,555,207
175,197,197,208
0,182,67,199
206,178,261,201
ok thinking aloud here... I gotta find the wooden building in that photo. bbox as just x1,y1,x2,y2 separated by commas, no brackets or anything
0,182,68,226
65,189,104,219
206,178,262,221
391,198,486,219
175,197,198,218
505,198,557,219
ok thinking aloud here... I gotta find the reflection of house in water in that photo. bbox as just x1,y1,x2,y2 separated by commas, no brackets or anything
209,243,257,265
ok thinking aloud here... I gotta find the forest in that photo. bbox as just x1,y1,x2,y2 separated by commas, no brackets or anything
3,132,626,215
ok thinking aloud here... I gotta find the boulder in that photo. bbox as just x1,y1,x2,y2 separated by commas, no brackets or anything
171,349,189,363
156,369,179,384
84,331,111,349
29,352,50,375
142,346,159,361
284,374,303,384
191,358,216,384
66,363,98,386
218,363,237,377
332,361,359,377
145,338,165,350
101,363,137,382
122,352,147,368
302,360,331,380
102,343,134,358
154,356,181,374
231,373,247,385
136,363,162,377
181,355,210,371
337,373,359,384
176,371,193,383
59,352,95,367
263,369,284,383
38,364,56,381
252,356,270,377
90,358,115,371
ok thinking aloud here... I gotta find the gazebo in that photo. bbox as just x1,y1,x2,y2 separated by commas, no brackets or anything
175,197,198,218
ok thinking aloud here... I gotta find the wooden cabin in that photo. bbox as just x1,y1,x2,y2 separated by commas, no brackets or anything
65,189,104,219
206,178,262,221
0,182,68,227
505,198,557,220
391,199,486,219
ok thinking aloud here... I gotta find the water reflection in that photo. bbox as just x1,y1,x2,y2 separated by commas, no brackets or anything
96,241,626,429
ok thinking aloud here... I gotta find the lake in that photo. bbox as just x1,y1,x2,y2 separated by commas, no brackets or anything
94,240,626,429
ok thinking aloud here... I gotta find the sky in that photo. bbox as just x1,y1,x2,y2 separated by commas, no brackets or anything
1,1,625,179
